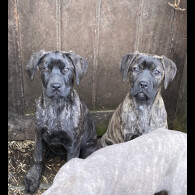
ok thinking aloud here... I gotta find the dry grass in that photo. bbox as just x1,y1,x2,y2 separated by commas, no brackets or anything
8,140,66,195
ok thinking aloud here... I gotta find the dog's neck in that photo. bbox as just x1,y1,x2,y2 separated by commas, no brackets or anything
130,87,162,108
41,89,75,114
129,89,162,133
130,94,154,110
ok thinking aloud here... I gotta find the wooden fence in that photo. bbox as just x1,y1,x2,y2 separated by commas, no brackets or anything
8,0,187,139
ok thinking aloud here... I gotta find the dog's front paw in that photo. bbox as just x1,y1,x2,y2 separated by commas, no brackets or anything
24,164,42,194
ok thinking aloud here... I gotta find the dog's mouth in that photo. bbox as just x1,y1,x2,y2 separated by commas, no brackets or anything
130,88,149,100
135,92,148,100
53,91,62,97
52,91,66,98
46,90,67,99
130,85,157,101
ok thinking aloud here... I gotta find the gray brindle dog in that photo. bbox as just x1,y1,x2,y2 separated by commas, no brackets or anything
24,50,98,194
101,51,177,147
42,128,187,195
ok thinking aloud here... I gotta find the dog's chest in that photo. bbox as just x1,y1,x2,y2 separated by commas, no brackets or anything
122,105,150,135
121,95,167,135
36,100,81,135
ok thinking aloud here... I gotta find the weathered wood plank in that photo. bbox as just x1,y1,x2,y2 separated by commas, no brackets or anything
8,111,114,140
17,0,58,114
95,0,141,110
163,0,187,125
173,55,187,132
137,0,187,126
8,113,36,140
137,0,175,126
60,0,97,109
8,0,187,140
8,0,186,128
136,0,174,54
8,0,24,115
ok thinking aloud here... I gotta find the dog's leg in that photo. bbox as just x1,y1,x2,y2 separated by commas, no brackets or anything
24,128,44,194
80,139,99,158
66,144,81,162
44,144,56,159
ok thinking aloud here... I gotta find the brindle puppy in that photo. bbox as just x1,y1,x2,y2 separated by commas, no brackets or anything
24,50,98,194
101,51,177,147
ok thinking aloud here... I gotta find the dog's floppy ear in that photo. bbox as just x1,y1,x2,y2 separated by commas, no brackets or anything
161,55,177,89
26,50,47,80
119,51,139,82
65,51,88,85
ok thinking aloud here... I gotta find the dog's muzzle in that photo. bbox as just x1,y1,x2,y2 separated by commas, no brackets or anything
139,81,148,89
51,83,62,92
130,80,156,101
45,75,69,98
136,81,149,100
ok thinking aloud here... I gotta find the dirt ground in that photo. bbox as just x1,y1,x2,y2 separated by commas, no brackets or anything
8,140,66,195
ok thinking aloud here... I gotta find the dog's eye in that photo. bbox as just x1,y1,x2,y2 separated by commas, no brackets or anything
61,68,69,74
132,67,139,72
153,70,160,75
64,68,69,72
43,67,49,72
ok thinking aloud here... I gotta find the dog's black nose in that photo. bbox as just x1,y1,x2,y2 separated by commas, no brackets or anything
139,81,148,89
51,83,62,91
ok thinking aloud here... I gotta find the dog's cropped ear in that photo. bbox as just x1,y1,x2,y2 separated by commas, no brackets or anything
26,50,47,80
161,55,177,89
65,51,88,85
119,51,140,82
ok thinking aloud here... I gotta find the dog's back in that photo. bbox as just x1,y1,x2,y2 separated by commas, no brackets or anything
43,128,187,195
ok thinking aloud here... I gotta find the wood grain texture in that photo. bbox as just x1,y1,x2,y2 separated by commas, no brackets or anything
173,55,187,133
60,0,97,109
162,0,187,124
17,0,58,113
8,0,24,115
95,0,141,110
8,0,187,129
136,0,174,54
136,0,187,125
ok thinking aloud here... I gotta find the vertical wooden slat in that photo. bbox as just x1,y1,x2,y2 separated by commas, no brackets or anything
95,0,141,110
8,0,186,126
136,0,187,126
136,0,175,126
137,0,174,55
173,54,187,132
8,0,24,115
163,0,187,125
60,0,97,109
17,0,58,114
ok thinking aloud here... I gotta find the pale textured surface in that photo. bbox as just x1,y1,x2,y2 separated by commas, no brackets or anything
43,128,187,195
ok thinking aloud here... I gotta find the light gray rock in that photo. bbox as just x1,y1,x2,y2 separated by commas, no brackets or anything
42,128,187,195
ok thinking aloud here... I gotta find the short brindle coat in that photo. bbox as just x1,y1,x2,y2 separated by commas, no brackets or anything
24,50,98,194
